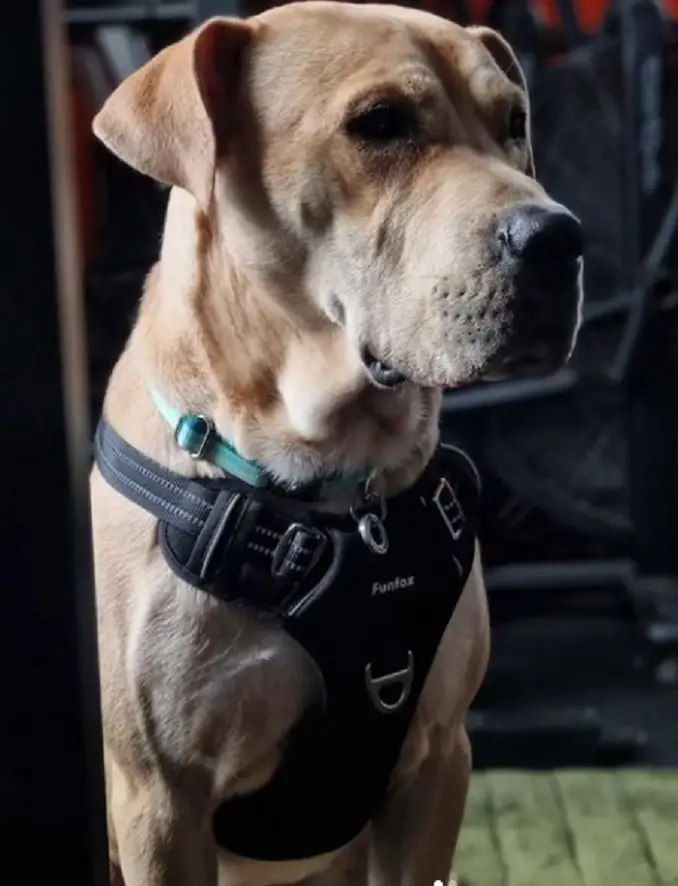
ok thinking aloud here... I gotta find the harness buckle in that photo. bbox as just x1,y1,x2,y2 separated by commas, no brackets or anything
174,414,215,460
271,523,327,579
350,477,389,555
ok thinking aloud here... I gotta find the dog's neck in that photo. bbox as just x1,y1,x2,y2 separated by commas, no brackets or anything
108,188,441,501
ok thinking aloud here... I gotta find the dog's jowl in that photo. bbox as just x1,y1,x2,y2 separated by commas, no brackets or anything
90,4,582,886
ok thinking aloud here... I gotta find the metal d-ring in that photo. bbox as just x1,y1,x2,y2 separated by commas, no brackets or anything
350,478,389,555
365,650,414,714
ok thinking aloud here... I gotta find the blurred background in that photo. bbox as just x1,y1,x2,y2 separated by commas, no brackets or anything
67,0,678,767
3,0,677,882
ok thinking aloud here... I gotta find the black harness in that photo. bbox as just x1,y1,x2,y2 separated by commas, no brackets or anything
94,420,480,862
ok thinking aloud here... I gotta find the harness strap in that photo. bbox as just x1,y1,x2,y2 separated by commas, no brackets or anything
95,420,222,533
95,421,334,607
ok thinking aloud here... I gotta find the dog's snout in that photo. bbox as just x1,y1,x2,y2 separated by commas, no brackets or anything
498,204,583,266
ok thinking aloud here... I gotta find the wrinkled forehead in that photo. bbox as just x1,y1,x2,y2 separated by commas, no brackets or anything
250,2,520,126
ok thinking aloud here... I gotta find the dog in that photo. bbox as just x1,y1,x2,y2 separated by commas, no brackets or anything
89,3,582,886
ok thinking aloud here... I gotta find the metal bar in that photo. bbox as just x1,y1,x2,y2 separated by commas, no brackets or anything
553,0,585,48
0,0,108,879
441,367,578,413
610,183,678,381
610,0,669,381
65,2,193,25
485,559,634,592
194,0,245,19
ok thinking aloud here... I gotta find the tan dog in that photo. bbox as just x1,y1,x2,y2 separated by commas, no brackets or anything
90,3,582,886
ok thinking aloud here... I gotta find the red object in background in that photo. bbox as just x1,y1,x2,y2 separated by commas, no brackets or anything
534,0,678,32
416,0,678,29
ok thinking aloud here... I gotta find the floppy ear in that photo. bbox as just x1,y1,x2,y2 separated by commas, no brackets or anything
93,17,255,210
467,26,536,177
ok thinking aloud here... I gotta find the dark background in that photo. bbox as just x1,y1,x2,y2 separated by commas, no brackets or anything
2,0,678,881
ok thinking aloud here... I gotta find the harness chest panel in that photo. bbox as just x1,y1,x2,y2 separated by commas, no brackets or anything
95,424,479,863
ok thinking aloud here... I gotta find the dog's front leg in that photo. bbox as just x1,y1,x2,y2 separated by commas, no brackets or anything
111,776,217,886
301,831,370,886
370,725,471,886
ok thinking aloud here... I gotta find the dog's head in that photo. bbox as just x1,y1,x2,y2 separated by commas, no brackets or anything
94,1,582,391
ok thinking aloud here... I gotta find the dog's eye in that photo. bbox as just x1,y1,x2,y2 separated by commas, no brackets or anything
508,107,527,141
346,101,418,143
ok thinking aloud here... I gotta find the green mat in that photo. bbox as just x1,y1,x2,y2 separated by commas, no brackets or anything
455,770,678,886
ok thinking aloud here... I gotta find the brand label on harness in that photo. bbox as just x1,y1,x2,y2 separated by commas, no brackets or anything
371,575,415,596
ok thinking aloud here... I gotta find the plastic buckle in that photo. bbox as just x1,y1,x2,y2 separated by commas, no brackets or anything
271,523,326,578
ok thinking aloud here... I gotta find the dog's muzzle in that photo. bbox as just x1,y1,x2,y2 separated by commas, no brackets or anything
495,202,584,371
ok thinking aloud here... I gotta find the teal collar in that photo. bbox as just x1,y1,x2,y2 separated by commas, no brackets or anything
150,387,369,500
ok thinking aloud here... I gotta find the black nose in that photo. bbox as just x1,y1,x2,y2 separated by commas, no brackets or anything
498,204,583,266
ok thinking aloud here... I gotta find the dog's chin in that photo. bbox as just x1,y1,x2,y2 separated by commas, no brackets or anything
382,339,575,390
360,315,579,391
360,347,409,390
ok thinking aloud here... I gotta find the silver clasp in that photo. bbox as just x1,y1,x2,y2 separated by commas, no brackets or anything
350,477,389,555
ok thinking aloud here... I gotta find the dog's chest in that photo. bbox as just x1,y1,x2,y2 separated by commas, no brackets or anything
95,422,479,864
208,450,479,862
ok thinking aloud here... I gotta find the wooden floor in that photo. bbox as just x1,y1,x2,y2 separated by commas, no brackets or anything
455,770,678,886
